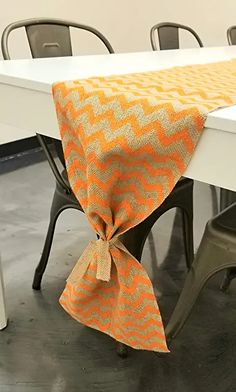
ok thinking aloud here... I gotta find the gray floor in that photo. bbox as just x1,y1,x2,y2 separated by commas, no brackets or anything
1,155,236,392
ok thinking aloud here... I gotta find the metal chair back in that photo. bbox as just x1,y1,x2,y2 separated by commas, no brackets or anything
227,26,236,45
1,18,114,183
150,22,203,50
1,18,114,59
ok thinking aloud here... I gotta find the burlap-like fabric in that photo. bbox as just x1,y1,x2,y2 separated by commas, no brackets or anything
52,60,236,352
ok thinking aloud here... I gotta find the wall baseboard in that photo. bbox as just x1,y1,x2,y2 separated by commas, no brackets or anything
0,136,53,175
0,136,42,159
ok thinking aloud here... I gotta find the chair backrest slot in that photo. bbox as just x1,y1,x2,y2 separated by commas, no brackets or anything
158,25,179,50
25,24,72,58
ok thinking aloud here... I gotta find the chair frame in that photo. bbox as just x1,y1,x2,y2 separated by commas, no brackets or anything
1,17,114,290
165,202,236,340
227,26,236,45
1,17,114,59
150,22,203,51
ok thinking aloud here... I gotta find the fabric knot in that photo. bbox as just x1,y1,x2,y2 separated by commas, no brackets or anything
95,238,113,282
67,237,120,285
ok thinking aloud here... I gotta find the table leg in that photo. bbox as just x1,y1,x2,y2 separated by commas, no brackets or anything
0,256,7,330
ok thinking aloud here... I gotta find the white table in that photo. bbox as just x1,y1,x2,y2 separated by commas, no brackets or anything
1,46,236,191
1,46,236,329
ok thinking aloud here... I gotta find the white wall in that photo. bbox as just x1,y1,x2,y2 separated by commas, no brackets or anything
0,0,236,57
0,0,236,143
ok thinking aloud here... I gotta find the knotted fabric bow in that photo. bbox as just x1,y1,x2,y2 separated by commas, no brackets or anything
68,237,122,283
61,235,169,351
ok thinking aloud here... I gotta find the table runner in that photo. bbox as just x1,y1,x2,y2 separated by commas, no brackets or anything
52,60,236,352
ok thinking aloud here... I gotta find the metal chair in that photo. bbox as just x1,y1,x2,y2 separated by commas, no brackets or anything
165,202,236,340
1,18,194,295
219,27,236,288
150,22,203,51
1,18,114,290
219,189,236,290
227,26,236,45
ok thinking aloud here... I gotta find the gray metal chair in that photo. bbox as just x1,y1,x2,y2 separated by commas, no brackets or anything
219,189,236,290
1,18,114,290
165,202,236,340
1,17,196,358
220,26,236,288
150,22,203,51
227,26,236,45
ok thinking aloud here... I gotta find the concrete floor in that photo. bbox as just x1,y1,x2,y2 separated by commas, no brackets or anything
1,153,236,392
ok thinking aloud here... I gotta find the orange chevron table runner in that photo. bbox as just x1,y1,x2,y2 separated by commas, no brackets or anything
52,60,236,352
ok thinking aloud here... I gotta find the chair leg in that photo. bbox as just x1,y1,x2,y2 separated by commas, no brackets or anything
181,208,194,269
165,225,236,340
0,256,7,330
175,179,194,269
220,267,236,292
147,230,158,266
33,186,81,290
32,207,60,290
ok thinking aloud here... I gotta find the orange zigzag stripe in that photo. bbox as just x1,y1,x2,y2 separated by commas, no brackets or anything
61,296,162,328
55,83,204,130
54,86,204,138
60,299,164,340
61,294,164,331
65,149,175,192
71,182,156,218
63,283,158,311
60,122,187,173
63,139,185,182
72,170,166,202
56,97,199,150
59,300,165,343
63,139,176,182
69,270,155,296
60,295,161,324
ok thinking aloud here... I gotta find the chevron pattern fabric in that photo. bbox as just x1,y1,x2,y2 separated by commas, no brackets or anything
52,60,236,352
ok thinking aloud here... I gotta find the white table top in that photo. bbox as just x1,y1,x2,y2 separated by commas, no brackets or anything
1,46,236,191
1,46,236,133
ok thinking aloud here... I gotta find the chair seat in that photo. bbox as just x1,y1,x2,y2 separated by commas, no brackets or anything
213,202,236,233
